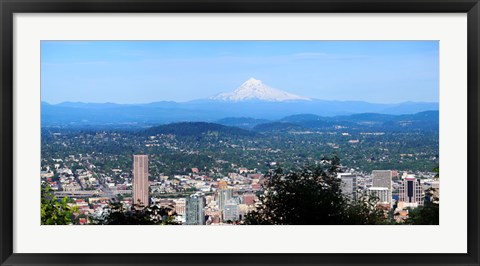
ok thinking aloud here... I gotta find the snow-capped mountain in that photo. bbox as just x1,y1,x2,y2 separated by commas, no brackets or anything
211,78,311,102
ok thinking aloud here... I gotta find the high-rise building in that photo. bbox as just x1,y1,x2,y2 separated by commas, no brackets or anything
185,192,206,225
218,188,233,211
337,173,358,201
367,187,390,204
173,198,186,215
399,175,424,208
371,170,392,205
133,155,149,208
223,198,239,222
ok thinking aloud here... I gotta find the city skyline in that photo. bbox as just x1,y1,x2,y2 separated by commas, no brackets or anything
40,40,440,226
41,40,439,104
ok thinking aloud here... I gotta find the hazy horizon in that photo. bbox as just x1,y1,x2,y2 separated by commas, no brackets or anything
41,97,440,106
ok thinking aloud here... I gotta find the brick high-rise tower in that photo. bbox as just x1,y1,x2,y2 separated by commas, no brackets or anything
133,155,149,208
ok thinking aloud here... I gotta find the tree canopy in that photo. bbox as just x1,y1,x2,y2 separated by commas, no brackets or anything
41,184,77,225
92,201,178,225
244,157,386,225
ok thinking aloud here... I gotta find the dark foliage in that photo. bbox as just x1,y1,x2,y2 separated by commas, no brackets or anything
93,201,178,225
244,157,385,225
404,200,439,225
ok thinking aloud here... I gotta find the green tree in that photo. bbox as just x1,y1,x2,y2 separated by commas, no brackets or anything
404,188,439,225
404,198,439,225
41,184,77,225
93,201,178,225
343,195,389,225
244,157,385,225
116,194,124,201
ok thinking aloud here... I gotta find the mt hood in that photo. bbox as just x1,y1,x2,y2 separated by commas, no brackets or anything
211,78,311,102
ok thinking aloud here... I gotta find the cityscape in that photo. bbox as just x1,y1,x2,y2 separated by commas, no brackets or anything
41,150,439,225
40,41,439,225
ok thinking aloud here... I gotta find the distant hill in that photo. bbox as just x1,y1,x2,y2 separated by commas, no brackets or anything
280,114,335,128
380,101,440,115
396,110,439,122
277,110,439,131
253,122,306,133
280,114,325,123
42,99,439,127
216,117,271,129
144,122,256,137
333,113,397,123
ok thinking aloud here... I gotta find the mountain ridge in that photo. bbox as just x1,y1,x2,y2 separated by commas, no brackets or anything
41,78,438,126
41,100,439,126
142,110,439,137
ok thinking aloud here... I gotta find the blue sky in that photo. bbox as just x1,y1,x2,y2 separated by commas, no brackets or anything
41,41,439,104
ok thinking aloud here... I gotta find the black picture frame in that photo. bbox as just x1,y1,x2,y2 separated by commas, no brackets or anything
1,0,479,265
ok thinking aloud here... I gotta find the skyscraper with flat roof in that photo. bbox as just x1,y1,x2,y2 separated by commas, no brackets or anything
337,173,358,202
186,192,206,225
218,188,233,211
399,175,424,208
367,187,390,204
223,198,239,222
371,170,392,205
133,155,149,208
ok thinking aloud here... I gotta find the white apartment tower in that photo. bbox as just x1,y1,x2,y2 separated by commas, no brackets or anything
223,198,240,222
218,188,233,211
367,187,390,204
371,170,393,205
185,192,206,225
337,173,358,202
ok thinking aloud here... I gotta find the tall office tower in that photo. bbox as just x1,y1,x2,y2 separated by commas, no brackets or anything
218,188,233,211
399,175,424,208
371,170,393,205
173,198,186,216
337,173,358,202
185,192,206,225
366,187,390,204
133,155,149,209
223,198,239,222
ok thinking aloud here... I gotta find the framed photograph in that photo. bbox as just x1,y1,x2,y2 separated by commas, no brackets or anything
1,0,479,266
